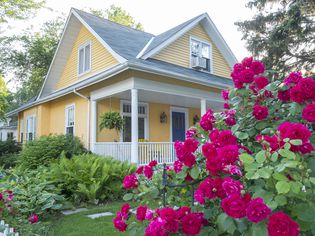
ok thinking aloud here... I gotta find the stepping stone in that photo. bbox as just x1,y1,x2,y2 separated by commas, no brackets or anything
87,212,114,219
62,208,88,215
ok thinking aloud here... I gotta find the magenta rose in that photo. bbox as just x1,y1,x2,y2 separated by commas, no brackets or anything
136,205,148,222
214,130,237,147
149,160,158,167
28,214,39,224
221,89,229,100
255,76,269,90
290,85,306,104
144,165,153,179
267,212,299,236
222,177,243,196
246,197,271,223
123,173,138,189
242,57,253,67
221,194,251,218
250,60,265,75
173,160,183,173
302,104,315,123
136,166,144,174
181,213,204,236
299,142,314,154
202,142,217,160
277,122,311,143
277,90,290,102
240,68,255,83
298,77,315,100
284,71,302,85
200,109,215,131
145,218,168,236
252,105,269,120
216,144,240,165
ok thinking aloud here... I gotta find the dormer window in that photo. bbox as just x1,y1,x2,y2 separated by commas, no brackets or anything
78,41,91,75
190,37,212,72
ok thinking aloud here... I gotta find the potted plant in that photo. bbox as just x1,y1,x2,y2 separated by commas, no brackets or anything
99,111,124,133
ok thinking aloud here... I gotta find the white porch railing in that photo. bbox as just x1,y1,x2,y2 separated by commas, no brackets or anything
94,142,176,165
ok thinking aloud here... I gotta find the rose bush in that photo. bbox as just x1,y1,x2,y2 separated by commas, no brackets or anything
113,57,315,235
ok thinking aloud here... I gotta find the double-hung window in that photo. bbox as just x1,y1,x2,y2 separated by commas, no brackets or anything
121,101,148,142
26,115,36,141
78,42,91,75
190,37,212,72
65,104,75,136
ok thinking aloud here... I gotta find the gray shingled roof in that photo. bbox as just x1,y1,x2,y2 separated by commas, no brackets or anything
74,9,154,59
142,14,204,56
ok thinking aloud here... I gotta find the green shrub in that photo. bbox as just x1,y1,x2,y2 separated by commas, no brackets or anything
0,139,21,169
18,134,86,169
49,153,136,204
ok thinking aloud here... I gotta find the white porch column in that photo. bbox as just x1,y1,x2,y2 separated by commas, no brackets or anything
91,100,97,153
131,88,139,164
201,98,207,116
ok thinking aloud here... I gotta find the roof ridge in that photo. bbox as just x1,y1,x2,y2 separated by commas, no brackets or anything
72,8,155,36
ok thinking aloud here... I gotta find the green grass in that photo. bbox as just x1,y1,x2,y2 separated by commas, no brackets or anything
48,202,126,236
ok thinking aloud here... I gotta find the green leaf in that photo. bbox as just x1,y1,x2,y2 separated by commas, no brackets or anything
276,181,291,194
270,152,278,162
290,139,302,146
235,131,249,140
251,221,268,236
310,177,315,185
123,193,133,201
274,195,287,206
255,150,266,164
190,165,199,180
257,168,272,178
272,173,288,181
255,122,269,130
290,182,301,194
240,153,254,164
278,149,295,159
217,213,236,234
231,124,240,134
284,142,291,150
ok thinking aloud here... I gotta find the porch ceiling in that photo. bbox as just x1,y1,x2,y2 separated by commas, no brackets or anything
113,89,223,110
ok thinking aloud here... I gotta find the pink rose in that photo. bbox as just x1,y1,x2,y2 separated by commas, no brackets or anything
221,194,251,218
28,214,39,224
136,166,144,174
181,213,204,236
123,174,138,189
173,160,183,173
297,78,315,100
221,89,229,100
278,90,290,102
144,165,153,179
252,105,269,120
200,109,215,131
290,85,306,104
250,60,265,75
113,214,128,232
202,142,217,160
302,104,315,123
246,197,271,223
149,160,158,167
222,177,243,196
241,57,253,67
277,122,311,143
284,72,302,85
136,205,148,222
214,130,237,147
267,212,299,236
145,218,168,236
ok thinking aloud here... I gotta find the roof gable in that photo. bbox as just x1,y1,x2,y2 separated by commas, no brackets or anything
140,13,237,68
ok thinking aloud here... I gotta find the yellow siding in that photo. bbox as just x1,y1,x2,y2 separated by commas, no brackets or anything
153,24,231,78
149,103,170,142
56,25,118,90
97,98,120,142
189,108,201,128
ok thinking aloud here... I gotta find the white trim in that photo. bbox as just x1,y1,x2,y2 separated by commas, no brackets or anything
25,114,36,141
77,40,92,76
65,103,76,135
72,10,126,63
169,106,189,142
141,14,205,59
136,37,155,58
119,99,149,142
189,36,213,73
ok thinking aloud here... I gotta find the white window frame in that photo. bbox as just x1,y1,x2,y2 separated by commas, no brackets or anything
26,114,36,141
77,41,92,76
189,36,213,73
65,104,75,135
169,106,189,142
120,100,149,142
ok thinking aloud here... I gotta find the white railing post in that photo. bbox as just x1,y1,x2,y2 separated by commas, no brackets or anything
91,100,97,153
131,88,138,164
201,98,207,116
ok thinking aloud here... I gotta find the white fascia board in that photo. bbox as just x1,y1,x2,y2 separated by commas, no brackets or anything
141,14,206,59
72,10,127,64
136,37,155,58
37,9,74,100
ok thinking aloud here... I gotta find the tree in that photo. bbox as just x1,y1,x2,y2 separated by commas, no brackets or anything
0,17,64,107
90,5,144,31
236,0,315,77
0,75,8,119
0,0,45,24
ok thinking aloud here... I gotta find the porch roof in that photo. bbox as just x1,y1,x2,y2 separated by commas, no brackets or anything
6,59,232,116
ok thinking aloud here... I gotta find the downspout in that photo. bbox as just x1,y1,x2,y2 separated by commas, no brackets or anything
73,89,91,151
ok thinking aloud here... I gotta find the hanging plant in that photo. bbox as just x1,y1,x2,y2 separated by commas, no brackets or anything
99,111,124,132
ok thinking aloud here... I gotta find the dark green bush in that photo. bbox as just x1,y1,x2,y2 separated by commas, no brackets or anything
0,139,21,168
18,135,86,169
49,153,136,204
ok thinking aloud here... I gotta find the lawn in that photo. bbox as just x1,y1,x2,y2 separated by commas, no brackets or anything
48,202,126,236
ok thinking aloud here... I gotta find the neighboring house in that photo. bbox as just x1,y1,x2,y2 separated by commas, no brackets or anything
7,8,237,164
0,117,18,141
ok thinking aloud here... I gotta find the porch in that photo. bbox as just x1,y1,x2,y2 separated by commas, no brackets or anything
90,77,224,164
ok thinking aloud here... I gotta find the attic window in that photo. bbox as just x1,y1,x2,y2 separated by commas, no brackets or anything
78,41,91,75
190,37,212,73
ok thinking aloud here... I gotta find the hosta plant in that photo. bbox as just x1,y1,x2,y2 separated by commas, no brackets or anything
113,57,315,236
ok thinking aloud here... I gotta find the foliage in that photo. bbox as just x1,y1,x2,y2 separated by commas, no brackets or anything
90,5,144,31
99,111,124,132
236,0,315,77
0,17,64,109
114,57,315,235
0,139,21,169
18,134,86,169
0,75,8,118
0,166,65,234
49,154,136,204
0,0,45,24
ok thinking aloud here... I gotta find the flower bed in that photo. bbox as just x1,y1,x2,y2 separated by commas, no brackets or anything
113,57,315,236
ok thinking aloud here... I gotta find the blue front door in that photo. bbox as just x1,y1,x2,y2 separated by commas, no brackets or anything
172,111,186,142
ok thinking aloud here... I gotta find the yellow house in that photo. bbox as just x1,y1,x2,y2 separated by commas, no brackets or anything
7,9,237,164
